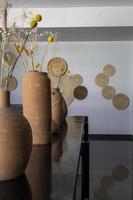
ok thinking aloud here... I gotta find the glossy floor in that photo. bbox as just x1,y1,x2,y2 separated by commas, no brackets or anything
89,140,133,200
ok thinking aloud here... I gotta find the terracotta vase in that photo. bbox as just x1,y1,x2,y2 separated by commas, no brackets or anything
23,71,51,144
0,91,32,181
51,88,63,133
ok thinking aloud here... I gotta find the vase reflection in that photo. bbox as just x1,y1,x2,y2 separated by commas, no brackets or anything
0,175,32,200
52,120,68,161
26,143,51,200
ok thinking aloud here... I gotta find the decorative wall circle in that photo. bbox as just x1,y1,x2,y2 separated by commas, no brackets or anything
102,86,116,100
71,74,83,86
73,85,88,100
95,73,109,87
2,76,18,91
59,74,75,106
103,64,116,77
4,51,16,66
47,57,68,77
112,93,130,110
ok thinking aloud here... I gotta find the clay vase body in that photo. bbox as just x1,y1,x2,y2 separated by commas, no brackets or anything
51,88,63,133
0,91,32,181
23,72,51,144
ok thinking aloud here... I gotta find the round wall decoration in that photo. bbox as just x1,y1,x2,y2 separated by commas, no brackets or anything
73,85,88,100
95,73,109,87
112,165,129,181
112,93,130,110
102,86,116,100
59,74,75,106
71,74,83,86
2,76,18,91
103,64,116,77
4,51,16,66
47,57,68,77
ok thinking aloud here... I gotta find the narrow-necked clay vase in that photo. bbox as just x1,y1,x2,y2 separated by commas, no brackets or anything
23,71,51,144
51,88,63,133
0,91,32,181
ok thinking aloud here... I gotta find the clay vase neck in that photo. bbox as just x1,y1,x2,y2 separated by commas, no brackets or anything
0,91,10,108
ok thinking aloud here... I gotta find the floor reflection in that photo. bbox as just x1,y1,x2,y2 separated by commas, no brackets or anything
90,140,133,200
0,175,32,200
26,144,52,200
52,120,68,161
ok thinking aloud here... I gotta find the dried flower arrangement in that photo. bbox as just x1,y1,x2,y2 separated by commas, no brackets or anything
0,0,52,91
14,27,58,73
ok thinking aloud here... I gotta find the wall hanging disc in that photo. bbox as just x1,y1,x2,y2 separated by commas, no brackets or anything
94,186,110,200
95,73,109,87
102,86,116,100
2,76,18,91
59,74,75,106
4,51,16,66
112,93,129,110
71,74,83,86
73,85,88,100
103,64,116,77
47,57,68,77
100,175,115,189
112,165,129,181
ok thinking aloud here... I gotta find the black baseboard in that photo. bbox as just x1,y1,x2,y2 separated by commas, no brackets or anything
88,134,133,141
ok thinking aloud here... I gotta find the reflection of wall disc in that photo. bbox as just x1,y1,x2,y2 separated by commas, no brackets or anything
94,186,110,200
2,76,18,91
102,86,116,100
47,57,68,77
112,165,129,181
100,175,115,189
103,64,116,77
95,73,109,87
4,51,16,65
113,93,130,110
71,74,83,86
73,86,88,100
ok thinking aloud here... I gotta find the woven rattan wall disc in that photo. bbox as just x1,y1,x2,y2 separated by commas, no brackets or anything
112,93,129,110
59,74,75,106
4,51,16,65
103,64,116,77
102,86,116,100
47,57,68,77
2,76,18,91
112,166,129,181
73,86,88,100
95,73,109,87
71,74,83,86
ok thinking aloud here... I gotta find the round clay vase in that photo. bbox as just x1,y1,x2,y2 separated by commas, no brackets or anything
51,88,63,133
0,91,32,181
23,71,51,144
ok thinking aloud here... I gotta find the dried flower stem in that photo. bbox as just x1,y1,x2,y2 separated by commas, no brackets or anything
40,43,49,71
7,32,30,89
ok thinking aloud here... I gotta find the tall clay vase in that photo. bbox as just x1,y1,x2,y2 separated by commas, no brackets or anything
23,72,51,144
51,88,63,133
0,91,32,181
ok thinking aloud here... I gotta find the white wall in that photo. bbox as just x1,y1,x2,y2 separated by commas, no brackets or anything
11,41,133,135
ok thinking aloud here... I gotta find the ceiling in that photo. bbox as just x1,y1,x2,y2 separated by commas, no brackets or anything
10,0,133,8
